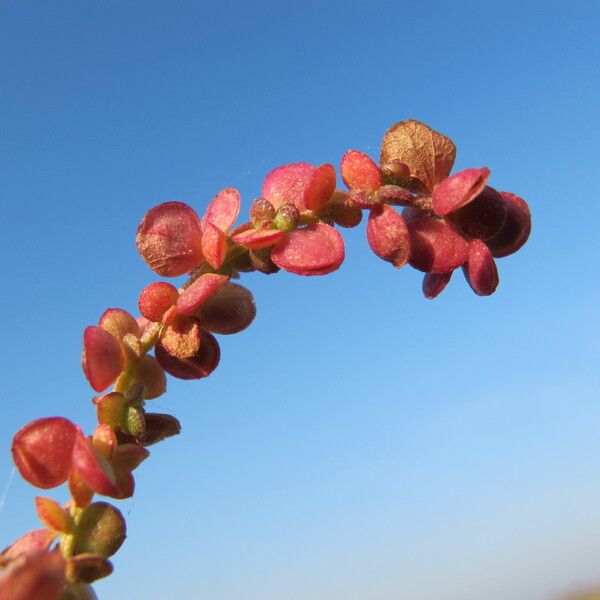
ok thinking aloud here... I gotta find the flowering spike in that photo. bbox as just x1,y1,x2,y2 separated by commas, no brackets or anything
82,326,125,392
422,271,453,299
177,273,229,316
486,192,532,257
341,150,381,192
138,282,179,323
35,496,70,533
366,205,411,268
12,417,78,489
136,201,204,277
193,282,256,335
155,329,220,379
201,221,228,269
431,167,490,216
380,119,456,193
304,163,336,210
270,223,345,276
261,162,316,211
462,239,499,296
201,187,240,233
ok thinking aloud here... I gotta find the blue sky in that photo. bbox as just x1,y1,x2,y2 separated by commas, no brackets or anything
1,1,599,598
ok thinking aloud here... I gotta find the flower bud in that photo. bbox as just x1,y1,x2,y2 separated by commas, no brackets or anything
273,203,300,232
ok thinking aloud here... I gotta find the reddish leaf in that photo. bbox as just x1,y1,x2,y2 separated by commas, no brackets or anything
155,330,220,380
177,273,229,316
201,188,241,233
366,205,411,268
12,417,77,489
82,326,125,393
130,355,166,400
194,283,256,335
341,150,381,192
261,162,316,211
485,192,532,258
304,163,336,210
462,239,499,296
0,549,65,600
404,209,469,273
380,120,456,194
201,222,228,269
35,497,70,533
136,201,203,277
432,167,490,216
270,223,345,276
448,185,506,240
72,432,118,498
422,272,453,299
2,529,55,559
138,282,179,322
98,309,139,341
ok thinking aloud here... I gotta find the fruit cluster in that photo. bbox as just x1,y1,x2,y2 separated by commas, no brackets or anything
0,120,531,599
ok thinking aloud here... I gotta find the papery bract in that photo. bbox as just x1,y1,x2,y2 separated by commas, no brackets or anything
160,316,202,360
201,222,228,269
2,529,55,559
448,185,507,241
139,413,181,446
130,355,166,400
422,271,453,299
380,119,456,194
304,163,336,210
65,553,113,584
0,549,65,600
232,227,286,250
201,188,240,233
98,309,140,341
366,204,411,268
326,191,363,228
72,431,118,498
270,223,344,276
82,326,125,393
72,502,126,558
35,497,70,533
262,162,315,211
136,201,203,277
12,417,78,489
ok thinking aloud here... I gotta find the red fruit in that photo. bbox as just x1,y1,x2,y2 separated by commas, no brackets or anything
136,201,203,277
12,417,78,489
261,162,316,211
270,223,345,276
449,186,507,241
0,549,65,600
155,330,220,380
232,227,286,250
404,209,469,273
201,188,240,233
485,192,531,257
98,309,140,340
462,239,499,296
341,150,382,192
422,271,452,299
177,273,229,316
304,163,336,210
194,283,256,335
82,326,125,392
432,167,490,216
366,205,411,268
138,282,179,322
201,221,228,269
72,431,118,498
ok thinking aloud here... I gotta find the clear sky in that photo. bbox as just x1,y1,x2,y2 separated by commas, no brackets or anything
1,1,599,599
